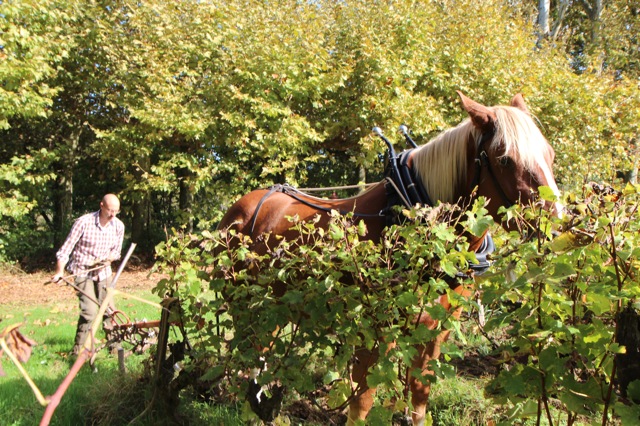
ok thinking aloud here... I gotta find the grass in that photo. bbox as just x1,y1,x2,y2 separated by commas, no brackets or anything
0,288,244,426
429,375,498,425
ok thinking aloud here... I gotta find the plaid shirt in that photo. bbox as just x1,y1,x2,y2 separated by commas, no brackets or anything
56,211,125,281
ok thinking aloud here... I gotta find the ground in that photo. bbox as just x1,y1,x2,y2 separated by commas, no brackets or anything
0,264,162,307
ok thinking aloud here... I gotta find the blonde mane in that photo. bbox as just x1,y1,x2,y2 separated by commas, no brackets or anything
411,106,550,204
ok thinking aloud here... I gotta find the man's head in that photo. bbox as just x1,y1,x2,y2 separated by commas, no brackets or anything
100,194,120,222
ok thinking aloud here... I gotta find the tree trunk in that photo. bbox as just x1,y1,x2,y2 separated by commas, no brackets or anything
538,0,550,37
130,195,149,246
130,157,150,246
53,174,73,248
579,0,604,51
358,163,367,193
588,0,604,46
178,167,194,233
629,138,639,185
550,1,571,41
52,127,81,248
616,305,640,397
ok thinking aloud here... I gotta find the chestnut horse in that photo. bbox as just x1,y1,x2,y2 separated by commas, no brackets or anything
217,92,562,425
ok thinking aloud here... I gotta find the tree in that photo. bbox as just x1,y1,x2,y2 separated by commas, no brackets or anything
1,0,639,263
0,0,68,223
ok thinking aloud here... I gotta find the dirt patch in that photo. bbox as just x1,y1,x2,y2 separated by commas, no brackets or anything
0,264,164,307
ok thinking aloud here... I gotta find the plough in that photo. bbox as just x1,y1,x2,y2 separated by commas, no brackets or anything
0,243,174,426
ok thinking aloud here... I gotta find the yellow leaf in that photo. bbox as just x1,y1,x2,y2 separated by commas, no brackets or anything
549,232,578,253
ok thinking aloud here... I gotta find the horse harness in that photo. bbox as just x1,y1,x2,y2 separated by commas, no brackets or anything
382,140,495,276
385,127,516,211
247,131,500,276
470,130,516,209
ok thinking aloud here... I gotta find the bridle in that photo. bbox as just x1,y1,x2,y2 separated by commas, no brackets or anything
469,130,516,209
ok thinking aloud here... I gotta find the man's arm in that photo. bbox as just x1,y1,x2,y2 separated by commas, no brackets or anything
51,218,85,282
52,258,67,281
106,220,125,262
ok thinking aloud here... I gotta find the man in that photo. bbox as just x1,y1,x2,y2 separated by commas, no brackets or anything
52,193,125,355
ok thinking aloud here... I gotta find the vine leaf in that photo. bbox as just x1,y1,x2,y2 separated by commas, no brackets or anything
0,324,38,376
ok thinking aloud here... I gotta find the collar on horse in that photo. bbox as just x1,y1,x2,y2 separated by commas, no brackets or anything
383,148,433,212
380,127,495,276
247,127,496,276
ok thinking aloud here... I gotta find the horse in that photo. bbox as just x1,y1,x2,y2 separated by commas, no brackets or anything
216,92,562,425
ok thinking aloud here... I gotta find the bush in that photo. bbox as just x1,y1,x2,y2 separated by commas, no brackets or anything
0,215,54,268
152,183,640,424
153,200,490,423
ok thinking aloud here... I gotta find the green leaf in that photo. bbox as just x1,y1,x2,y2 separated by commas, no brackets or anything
397,291,419,307
552,261,576,277
613,401,640,426
440,258,459,277
538,186,558,202
627,380,640,401
323,370,341,385
549,232,578,253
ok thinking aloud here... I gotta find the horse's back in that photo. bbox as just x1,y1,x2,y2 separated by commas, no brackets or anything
217,184,388,240
217,188,325,236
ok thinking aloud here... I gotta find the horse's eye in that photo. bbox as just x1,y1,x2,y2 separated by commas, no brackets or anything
498,156,512,168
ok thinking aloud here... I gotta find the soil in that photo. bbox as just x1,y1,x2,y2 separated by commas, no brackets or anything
0,264,163,307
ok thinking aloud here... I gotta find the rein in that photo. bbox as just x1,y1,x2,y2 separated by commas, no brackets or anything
247,127,501,275
248,184,384,236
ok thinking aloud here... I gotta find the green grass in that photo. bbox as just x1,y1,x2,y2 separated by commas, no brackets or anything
0,289,243,426
429,375,498,425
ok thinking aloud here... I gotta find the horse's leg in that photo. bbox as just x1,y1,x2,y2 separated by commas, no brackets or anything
410,285,471,426
409,330,450,426
347,347,378,425
245,324,287,422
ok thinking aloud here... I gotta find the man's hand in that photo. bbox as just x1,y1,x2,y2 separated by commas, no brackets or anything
49,273,63,284
50,259,67,284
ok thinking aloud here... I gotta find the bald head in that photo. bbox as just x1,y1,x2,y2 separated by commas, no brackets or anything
100,193,120,222
102,193,119,205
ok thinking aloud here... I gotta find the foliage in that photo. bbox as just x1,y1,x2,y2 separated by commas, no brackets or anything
0,0,70,129
1,0,639,263
153,200,490,423
481,183,640,425
153,183,640,424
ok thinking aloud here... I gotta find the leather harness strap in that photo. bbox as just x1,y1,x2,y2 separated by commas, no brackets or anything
398,150,433,207
248,184,383,237
246,131,497,274
249,184,284,237
470,131,515,208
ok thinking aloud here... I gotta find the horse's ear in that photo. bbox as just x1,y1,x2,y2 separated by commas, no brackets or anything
510,93,530,114
457,91,496,132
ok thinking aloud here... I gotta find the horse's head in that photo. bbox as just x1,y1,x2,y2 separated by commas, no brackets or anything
457,92,563,228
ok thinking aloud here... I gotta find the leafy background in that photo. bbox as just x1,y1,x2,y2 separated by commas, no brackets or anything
3,1,640,424
1,0,639,262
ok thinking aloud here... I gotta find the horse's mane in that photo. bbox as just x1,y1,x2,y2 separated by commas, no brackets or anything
411,106,549,203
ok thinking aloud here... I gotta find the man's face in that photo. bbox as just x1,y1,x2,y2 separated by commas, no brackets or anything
100,199,120,221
